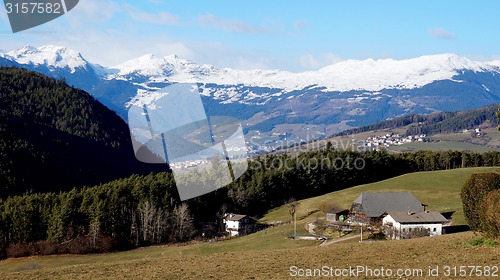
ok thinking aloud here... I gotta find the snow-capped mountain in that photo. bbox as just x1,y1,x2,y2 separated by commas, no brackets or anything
108,54,219,80
2,45,500,147
107,52,500,92
5,45,89,73
0,45,103,91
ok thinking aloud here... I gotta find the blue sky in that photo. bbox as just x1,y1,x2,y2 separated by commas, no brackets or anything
1,0,499,71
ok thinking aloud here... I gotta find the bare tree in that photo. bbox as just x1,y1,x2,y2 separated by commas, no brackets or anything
216,204,228,233
287,198,300,238
138,200,155,243
152,208,169,244
89,218,100,248
137,200,170,244
174,203,194,241
287,198,299,222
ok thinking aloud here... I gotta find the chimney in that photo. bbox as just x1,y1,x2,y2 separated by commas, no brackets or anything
407,210,412,216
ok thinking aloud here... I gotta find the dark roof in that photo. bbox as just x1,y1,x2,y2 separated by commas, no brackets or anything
352,192,424,218
224,214,248,221
386,211,448,224
326,208,349,214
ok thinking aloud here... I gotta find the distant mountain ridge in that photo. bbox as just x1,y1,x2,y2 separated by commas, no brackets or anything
2,45,500,148
4,45,500,92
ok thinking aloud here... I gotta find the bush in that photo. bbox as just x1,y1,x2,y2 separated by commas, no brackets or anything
7,243,35,258
460,173,500,231
470,237,498,247
480,189,500,239
37,241,58,255
7,241,58,258
368,232,387,240
59,236,118,254
6,236,121,258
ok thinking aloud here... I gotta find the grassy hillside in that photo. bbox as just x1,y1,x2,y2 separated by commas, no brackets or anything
261,167,500,226
0,232,496,279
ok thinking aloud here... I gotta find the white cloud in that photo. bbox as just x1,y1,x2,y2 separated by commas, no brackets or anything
429,28,455,40
72,0,121,21
50,31,194,67
0,3,324,72
299,52,342,70
127,8,179,25
198,13,275,35
294,19,309,32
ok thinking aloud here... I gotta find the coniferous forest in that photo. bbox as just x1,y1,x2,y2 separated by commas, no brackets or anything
0,67,168,197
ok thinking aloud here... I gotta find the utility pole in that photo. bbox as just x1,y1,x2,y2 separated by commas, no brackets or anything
360,224,363,242
293,210,297,239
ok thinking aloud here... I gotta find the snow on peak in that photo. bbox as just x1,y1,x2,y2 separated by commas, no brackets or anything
306,53,493,91
3,46,499,93
164,54,182,62
488,60,500,69
109,52,500,92
6,45,89,73
110,53,218,80
110,54,175,77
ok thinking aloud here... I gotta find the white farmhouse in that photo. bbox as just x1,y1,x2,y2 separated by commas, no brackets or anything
383,210,448,239
223,213,256,237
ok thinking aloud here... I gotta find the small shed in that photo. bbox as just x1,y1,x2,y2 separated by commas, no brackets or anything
325,208,349,222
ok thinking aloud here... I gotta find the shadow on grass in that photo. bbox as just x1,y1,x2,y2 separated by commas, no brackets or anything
441,211,455,220
443,225,470,234
441,211,471,234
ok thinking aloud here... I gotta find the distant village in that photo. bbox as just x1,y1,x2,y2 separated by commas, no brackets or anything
364,133,427,150
171,128,487,169
363,128,485,151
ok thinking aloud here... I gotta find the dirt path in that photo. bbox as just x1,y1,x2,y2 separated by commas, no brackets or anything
319,234,361,247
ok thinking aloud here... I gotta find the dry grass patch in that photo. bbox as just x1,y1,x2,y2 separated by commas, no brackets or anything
0,232,498,279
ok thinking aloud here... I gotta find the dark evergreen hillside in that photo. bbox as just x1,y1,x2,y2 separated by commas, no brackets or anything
0,67,167,197
335,104,499,137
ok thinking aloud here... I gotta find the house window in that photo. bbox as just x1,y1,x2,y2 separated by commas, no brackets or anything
433,228,436,232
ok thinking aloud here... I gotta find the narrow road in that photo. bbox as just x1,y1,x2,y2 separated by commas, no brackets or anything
319,234,361,247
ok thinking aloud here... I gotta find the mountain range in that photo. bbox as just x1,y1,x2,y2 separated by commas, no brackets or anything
2,45,500,150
